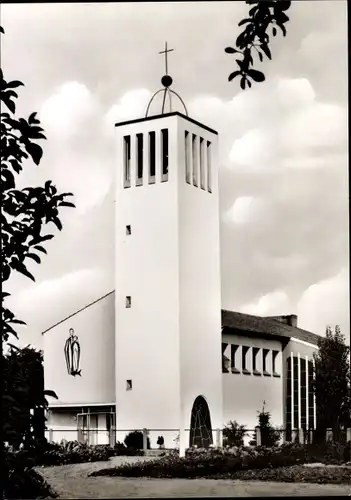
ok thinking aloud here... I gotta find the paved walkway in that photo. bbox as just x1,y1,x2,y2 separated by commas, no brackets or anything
38,457,351,498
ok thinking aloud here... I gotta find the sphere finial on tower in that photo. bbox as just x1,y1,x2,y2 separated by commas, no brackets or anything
145,41,188,117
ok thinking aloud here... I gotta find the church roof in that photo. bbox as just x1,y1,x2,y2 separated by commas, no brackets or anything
42,291,322,347
221,309,321,347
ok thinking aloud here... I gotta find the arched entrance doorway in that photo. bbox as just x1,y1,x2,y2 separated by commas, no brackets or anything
189,396,213,448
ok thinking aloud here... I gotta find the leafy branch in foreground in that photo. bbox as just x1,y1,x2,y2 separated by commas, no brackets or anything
1,25,75,343
225,0,291,89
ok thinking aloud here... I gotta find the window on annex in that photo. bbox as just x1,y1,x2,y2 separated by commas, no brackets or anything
149,131,156,184
222,343,230,373
126,380,132,391
231,344,240,374
307,360,315,430
286,357,292,441
262,348,270,376
123,135,131,188
161,129,169,181
185,131,191,184
125,296,131,308
126,225,131,235
242,346,250,374
300,357,307,429
272,350,280,377
252,347,261,375
136,133,143,186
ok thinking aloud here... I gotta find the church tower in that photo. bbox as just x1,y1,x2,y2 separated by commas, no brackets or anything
114,44,223,451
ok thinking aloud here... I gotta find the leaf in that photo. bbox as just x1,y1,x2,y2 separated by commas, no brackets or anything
1,93,16,113
277,22,287,36
52,217,63,231
39,234,55,242
7,80,24,89
26,253,41,264
272,26,277,36
247,68,265,82
275,0,291,11
11,319,27,325
33,245,47,254
260,43,272,60
44,389,58,399
1,168,15,189
0,26,4,34
238,18,251,27
58,201,75,208
225,47,239,54
228,71,241,82
25,142,43,165
276,12,290,23
28,112,40,124
15,261,35,281
240,77,246,90
258,52,263,62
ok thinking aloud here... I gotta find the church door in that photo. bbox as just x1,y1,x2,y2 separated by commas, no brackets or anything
189,396,213,448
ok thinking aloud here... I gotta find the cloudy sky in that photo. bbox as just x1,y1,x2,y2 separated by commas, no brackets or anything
2,1,349,348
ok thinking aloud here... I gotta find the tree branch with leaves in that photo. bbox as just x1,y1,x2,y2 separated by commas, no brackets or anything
1,25,75,344
225,0,291,89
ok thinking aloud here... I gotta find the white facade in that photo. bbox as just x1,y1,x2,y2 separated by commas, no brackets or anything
114,112,223,449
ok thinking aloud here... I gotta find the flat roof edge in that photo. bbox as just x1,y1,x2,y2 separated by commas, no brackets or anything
114,111,218,135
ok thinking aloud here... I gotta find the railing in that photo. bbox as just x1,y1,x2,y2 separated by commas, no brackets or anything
46,426,351,453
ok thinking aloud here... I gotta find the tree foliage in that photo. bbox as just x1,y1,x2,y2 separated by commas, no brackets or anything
1,24,74,497
312,326,351,435
1,25,75,343
225,0,291,89
3,345,57,449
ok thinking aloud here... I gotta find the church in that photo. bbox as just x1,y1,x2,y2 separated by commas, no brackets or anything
43,45,321,452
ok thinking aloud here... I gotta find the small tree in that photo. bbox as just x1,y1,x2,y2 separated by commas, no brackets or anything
312,325,351,440
223,420,248,447
250,401,281,447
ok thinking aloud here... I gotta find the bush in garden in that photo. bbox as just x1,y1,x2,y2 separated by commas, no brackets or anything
223,420,248,447
114,441,145,456
124,430,150,450
3,446,58,499
91,441,351,479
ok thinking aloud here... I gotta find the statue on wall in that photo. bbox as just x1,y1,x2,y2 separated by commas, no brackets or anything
64,328,81,376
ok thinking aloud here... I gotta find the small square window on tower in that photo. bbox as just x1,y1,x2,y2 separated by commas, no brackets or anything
126,380,132,390
125,296,131,308
126,225,131,235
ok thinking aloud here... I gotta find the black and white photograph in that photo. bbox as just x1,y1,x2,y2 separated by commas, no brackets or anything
2,1,350,498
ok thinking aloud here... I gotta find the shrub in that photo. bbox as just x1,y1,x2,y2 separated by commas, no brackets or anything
3,446,58,499
157,436,165,447
223,421,248,447
124,430,150,450
114,441,144,456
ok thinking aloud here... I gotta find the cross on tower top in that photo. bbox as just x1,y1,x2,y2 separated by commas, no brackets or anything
159,41,174,76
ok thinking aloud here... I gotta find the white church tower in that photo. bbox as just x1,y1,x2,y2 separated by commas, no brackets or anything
114,43,223,451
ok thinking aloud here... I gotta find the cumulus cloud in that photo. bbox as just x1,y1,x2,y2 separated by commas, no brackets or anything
225,196,268,225
297,268,350,338
8,268,111,348
40,82,99,138
240,290,293,317
104,89,152,135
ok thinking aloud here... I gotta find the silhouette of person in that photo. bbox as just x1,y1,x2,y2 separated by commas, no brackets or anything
64,328,81,376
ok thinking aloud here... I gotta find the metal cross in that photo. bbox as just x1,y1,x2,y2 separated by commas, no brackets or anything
159,41,174,76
